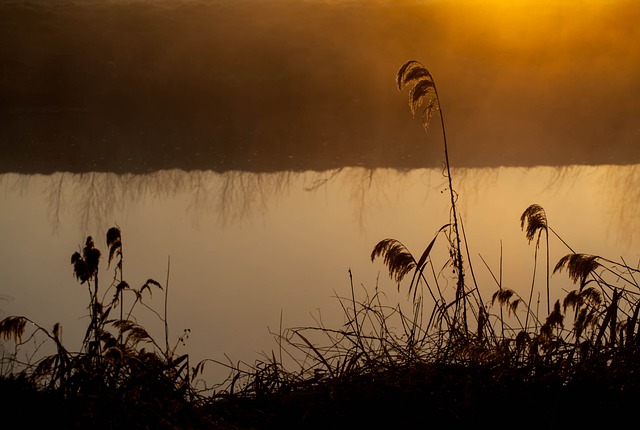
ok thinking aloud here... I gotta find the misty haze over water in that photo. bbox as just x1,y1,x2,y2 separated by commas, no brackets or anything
1,0,639,174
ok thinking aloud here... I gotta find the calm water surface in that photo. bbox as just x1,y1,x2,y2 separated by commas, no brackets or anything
2,165,639,385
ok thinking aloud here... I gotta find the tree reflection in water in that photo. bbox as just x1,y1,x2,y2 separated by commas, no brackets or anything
1,165,639,243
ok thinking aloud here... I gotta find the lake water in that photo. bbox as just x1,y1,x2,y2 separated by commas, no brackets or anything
1,0,639,388
2,164,640,386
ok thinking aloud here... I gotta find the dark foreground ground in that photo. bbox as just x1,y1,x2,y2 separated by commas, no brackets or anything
2,359,638,430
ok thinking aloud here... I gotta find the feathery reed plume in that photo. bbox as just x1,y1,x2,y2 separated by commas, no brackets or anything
112,320,153,346
71,235,104,353
520,204,547,244
539,300,564,346
372,225,447,303
0,316,28,342
113,281,130,305
520,204,551,318
107,226,124,322
106,226,122,270
553,253,600,289
0,225,200,428
140,279,163,297
371,238,416,285
562,287,602,312
491,288,522,317
562,286,601,341
71,236,101,285
396,60,439,131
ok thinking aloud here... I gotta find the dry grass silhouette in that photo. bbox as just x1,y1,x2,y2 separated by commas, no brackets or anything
0,226,202,428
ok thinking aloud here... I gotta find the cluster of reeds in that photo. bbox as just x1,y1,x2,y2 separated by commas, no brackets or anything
198,61,640,427
0,227,209,428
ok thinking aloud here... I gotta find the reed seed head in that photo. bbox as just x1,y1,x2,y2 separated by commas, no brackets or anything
397,60,440,131
520,204,548,244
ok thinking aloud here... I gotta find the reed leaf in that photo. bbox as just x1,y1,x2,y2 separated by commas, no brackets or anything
407,224,450,298
415,226,448,271
170,353,188,367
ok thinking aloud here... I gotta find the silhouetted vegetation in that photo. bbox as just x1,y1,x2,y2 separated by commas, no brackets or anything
2,61,640,429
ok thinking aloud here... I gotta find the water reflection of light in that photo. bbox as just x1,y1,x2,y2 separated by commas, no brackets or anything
1,164,639,385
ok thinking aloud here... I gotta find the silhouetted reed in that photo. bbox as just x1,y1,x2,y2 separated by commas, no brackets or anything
0,226,204,428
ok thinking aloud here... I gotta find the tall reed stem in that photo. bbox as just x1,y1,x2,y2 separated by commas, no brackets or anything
395,60,467,333
431,83,466,333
